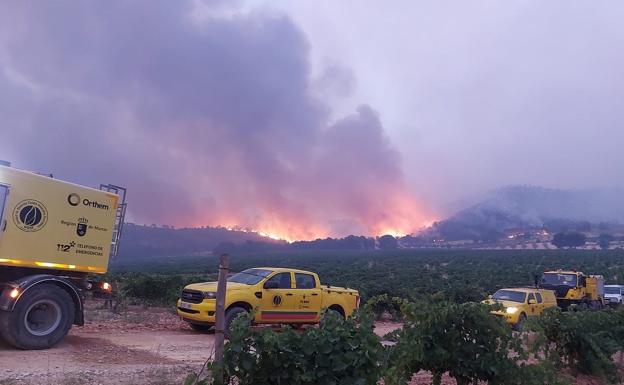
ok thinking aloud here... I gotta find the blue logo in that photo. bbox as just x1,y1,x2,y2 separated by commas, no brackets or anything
13,200,48,232
19,206,43,226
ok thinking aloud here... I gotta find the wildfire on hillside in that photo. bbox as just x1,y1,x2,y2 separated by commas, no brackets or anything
214,194,435,243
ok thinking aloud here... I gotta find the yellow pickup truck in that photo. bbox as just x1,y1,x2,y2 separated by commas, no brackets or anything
484,287,557,330
177,267,360,333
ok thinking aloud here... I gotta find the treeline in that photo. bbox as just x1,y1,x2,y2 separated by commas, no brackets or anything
211,229,622,255
187,301,624,385
214,235,405,254
552,231,620,249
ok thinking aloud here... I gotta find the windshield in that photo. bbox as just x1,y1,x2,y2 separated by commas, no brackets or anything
605,287,621,295
492,290,527,303
228,268,273,285
541,273,578,287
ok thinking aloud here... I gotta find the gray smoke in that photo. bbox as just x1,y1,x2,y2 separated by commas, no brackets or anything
0,0,429,239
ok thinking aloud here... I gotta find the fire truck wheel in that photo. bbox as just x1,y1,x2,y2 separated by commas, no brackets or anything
589,300,603,311
0,284,75,350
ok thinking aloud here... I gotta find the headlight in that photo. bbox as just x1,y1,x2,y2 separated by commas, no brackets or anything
506,307,518,314
203,291,216,299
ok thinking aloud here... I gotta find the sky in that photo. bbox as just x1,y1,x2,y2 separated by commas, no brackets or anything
1,1,623,240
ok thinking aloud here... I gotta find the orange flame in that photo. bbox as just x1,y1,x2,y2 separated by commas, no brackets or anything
201,195,435,242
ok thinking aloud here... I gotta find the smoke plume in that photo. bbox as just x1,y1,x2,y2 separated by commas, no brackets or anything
0,0,430,240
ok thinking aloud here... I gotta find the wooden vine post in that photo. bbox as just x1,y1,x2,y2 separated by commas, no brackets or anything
214,253,230,364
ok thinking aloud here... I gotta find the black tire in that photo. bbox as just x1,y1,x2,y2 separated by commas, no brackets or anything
589,300,602,311
0,284,75,350
577,301,590,311
224,307,248,338
289,323,306,330
514,313,527,332
188,323,214,333
328,306,346,320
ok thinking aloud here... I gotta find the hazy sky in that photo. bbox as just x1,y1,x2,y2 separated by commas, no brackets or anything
1,1,623,239
260,1,624,205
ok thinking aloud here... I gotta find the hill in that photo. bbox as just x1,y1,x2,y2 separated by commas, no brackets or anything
116,224,284,260
114,186,623,259
429,185,624,242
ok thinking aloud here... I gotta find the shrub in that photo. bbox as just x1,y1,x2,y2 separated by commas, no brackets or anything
221,310,384,385
366,294,406,321
385,301,539,385
184,301,570,385
117,273,208,306
530,307,624,383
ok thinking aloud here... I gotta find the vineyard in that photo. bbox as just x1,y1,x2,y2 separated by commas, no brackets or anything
182,304,624,385
108,249,624,384
110,249,624,305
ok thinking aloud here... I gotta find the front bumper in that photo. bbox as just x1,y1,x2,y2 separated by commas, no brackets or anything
177,299,217,323
491,310,520,324
605,297,621,304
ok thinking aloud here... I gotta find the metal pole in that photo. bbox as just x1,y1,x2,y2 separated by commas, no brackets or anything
214,253,229,364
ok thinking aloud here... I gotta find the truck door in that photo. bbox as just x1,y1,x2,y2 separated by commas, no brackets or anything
293,273,322,322
535,292,544,314
0,184,8,241
259,272,297,323
527,293,537,315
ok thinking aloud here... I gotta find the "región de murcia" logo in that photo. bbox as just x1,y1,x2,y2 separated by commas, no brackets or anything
13,199,48,232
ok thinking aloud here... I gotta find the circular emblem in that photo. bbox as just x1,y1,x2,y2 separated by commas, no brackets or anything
273,295,282,306
67,193,81,206
13,200,48,232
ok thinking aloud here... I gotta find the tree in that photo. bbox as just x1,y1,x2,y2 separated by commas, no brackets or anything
552,231,586,249
598,233,615,250
378,235,398,249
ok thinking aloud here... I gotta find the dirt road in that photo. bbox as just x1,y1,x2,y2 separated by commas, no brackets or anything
0,304,402,385
0,305,216,385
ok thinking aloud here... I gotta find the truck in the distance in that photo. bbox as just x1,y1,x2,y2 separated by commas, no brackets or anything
604,285,624,306
0,161,126,349
177,267,360,334
539,270,605,310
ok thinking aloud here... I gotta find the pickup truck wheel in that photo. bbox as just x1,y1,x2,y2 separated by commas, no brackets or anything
224,307,249,338
188,323,213,333
0,284,75,350
327,306,346,320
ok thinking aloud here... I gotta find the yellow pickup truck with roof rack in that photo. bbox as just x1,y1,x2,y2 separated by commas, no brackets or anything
177,267,360,334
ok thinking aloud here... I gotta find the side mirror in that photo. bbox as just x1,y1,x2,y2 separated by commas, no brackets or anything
528,299,537,305
488,295,493,299
264,281,279,289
